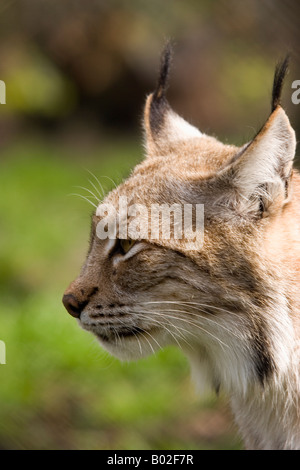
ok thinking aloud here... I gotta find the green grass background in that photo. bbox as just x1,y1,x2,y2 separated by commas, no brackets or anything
0,135,241,449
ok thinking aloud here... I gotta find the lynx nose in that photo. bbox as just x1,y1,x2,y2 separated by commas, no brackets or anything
62,293,86,318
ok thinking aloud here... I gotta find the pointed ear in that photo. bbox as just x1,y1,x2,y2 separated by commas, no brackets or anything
231,106,296,214
143,43,202,156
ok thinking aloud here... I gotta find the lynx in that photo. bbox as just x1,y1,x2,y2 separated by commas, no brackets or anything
63,45,300,450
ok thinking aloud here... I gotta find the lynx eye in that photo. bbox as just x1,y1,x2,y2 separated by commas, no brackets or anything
119,238,136,255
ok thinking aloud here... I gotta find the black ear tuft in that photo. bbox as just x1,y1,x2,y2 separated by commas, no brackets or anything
149,41,173,134
153,41,173,102
271,55,290,112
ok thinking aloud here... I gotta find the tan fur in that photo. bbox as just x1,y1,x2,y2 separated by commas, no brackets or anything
63,77,300,449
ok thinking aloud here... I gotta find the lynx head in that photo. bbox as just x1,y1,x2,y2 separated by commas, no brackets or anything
63,46,296,395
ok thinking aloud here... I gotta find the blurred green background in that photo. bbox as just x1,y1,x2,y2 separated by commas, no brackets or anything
0,0,299,450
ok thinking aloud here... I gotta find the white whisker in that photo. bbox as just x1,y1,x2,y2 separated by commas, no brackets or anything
85,169,106,198
141,300,247,323
141,331,155,355
68,193,98,208
74,185,100,202
136,313,191,351
99,174,118,189
132,330,143,356
139,302,243,340
137,309,228,350
88,178,104,200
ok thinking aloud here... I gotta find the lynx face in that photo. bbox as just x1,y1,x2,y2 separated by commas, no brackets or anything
63,48,296,395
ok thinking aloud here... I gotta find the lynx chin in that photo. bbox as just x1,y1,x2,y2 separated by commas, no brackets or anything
63,45,300,450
